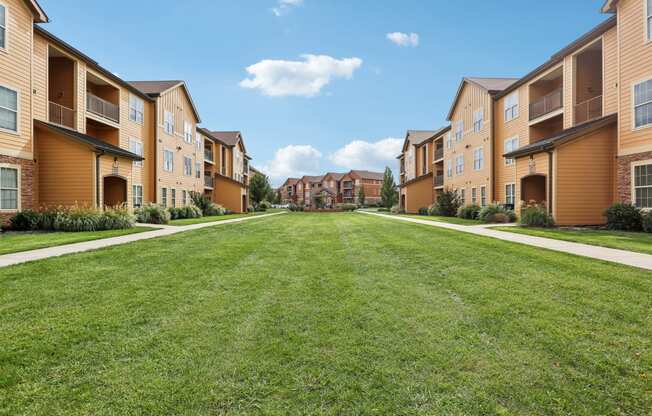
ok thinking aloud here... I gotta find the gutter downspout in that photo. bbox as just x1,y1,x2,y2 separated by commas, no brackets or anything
153,100,159,204
489,94,495,204
547,150,554,215
95,151,104,209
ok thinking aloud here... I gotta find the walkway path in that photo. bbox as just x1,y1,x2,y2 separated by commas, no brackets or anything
359,211,652,271
0,211,287,268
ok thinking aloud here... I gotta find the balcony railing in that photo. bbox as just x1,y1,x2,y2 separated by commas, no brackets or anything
529,88,563,121
204,175,214,188
48,101,76,129
434,147,444,161
574,95,602,125
204,148,214,163
434,174,444,187
86,92,119,123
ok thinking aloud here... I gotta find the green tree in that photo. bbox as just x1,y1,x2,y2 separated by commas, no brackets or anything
249,173,272,207
357,187,366,207
381,167,398,208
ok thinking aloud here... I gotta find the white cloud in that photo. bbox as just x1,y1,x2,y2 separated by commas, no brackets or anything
386,32,419,47
272,0,303,16
261,145,323,185
329,138,403,171
240,54,363,97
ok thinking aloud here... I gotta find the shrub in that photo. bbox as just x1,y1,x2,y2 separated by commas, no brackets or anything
430,191,461,217
98,206,134,230
377,207,390,212
604,203,642,231
479,204,517,224
9,209,40,231
259,200,272,210
169,206,202,220
520,203,555,228
337,203,358,211
204,203,225,216
642,211,652,233
135,204,170,224
457,204,481,220
390,204,400,214
418,207,429,216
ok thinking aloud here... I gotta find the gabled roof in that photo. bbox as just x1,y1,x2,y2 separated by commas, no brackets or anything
323,172,346,181
35,120,144,160
24,0,48,22
601,0,617,13
349,170,385,181
128,80,201,122
301,175,324,183
447,77,518,121
495,16,617,100
34,26,153,102
209,131,241,147
281,178,299,187
503,114,617,159
400,126,451,154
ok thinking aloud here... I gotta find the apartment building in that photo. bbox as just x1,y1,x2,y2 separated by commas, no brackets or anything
280,178,299,204
299,175,324,206
398,128,449,213
198,129,250,213
340,170,383,205
280,170,383,207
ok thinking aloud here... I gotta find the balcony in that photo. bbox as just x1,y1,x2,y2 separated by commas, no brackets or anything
48,101,76,129
204,175,214,188
529,88,562,121
87,93,119,123
434,174,444,187
434,146,444,161
204,148,214,163
342,181,353,189
574,95,602,125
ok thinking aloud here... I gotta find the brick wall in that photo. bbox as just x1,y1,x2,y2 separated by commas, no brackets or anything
0,156,35,221
617,151,652,203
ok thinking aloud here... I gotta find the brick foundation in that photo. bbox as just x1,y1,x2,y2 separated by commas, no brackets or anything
617,151,652,203
0,155,35,220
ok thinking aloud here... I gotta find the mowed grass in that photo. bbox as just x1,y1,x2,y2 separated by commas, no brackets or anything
398,213,482,225
0,227,155,255
0,213,650,415
495,226,652,255
169,209,283,226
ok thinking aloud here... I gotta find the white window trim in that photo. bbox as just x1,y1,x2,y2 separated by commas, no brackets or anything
132,184,143,208
471,187,477,205
647,0,652,43
183,121,193,144
0,163,20,212
504,91,519,123
504,136,519,166
129,138,144,168
183,155,192,176
480,185,487,207
455,120,464,142
505,182,516,205
455,155,464,175
128,94,144,125
631,158,652,209
164,110,174,135
0,2,8,52
163,148,174,172
632,75,652,131
473,147,484,171
0,82,20,135
473,108,484,133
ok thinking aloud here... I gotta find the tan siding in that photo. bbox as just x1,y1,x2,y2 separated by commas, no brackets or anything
403,175,433,214
32,34,47,122
555,125,617,225
563,56,574,129
603,27,619,115
98,154,133,208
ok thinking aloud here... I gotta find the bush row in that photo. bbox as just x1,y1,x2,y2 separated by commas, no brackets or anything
8,206,134,232
605,203,652,232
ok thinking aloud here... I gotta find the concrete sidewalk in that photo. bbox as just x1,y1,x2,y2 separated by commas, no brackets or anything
359,211,652,271
0,211,287,268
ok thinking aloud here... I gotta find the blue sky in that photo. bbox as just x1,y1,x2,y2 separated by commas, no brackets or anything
40,0,610,185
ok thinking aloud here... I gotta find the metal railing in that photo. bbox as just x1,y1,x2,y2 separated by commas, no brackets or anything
204,148,214,162
574,95,603,125
434,147,444,161
48,101,76,129
86,92,119,123
204,175,214,188
434,174,444,187
529,88,563,121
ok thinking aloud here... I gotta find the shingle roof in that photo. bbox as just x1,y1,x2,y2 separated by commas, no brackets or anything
35,120,144,160
350,170,385,181
302,175,324,183
503,114,617,159
447,77,518,120
407,130,439,145
324,172,346,181
127,81,183,96
209,131,241,147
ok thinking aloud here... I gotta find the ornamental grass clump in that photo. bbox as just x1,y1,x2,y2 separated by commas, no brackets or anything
135,204,170,225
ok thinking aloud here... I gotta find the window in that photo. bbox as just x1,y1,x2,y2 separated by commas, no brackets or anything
183,121,193,143
471,187,477,205
196,133,202,150
195,161,201,179
129,139,143,167
161,187,168,207
480,186,487,207
634,78,652,129
164,111,174,135
455,155,464,175
455,120,464,141
0,4,6,50
163,149,174,172
504,136,519,165
0,167,18,210
132,185,143,208
0,85,18,133
182,190,187,206
184,156,192,176
129,94,144,124
473,147,484,171
504,92,519,122
506,183,516,205
634,163,652,208
171,189,176,208
473,108,483,132
446,132,452,149
447,160,452,177
459,189,465,205
648,0,652,41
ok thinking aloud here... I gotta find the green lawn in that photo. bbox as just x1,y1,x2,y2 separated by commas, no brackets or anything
0,227,155,255
397,213,482,225
494,226,652,255
169,210,282,226
0,213,650,415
